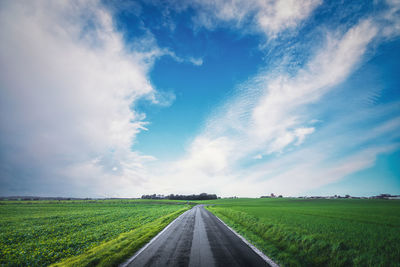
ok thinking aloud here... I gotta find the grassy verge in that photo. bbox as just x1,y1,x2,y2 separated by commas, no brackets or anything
206,198,400,266
51,208,188,267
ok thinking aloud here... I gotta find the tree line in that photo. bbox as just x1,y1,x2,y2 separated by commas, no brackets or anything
141,193,218,200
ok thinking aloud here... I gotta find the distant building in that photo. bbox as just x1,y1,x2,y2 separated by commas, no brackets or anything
370,194,400,199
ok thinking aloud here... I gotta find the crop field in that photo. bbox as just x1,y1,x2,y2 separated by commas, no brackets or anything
0,200,189,266
206,198,400,267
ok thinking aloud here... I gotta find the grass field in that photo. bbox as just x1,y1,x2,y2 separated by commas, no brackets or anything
0,200,189,266
205,198,400,267
2,198,399,267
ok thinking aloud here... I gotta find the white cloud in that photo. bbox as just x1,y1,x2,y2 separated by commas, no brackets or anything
1,0,399,197
188,57,204,66
0,0,161,197
294,127,315,145
226,144,399,197
381,0,400,37
179,136,234,175
254,154,263,159
247,19,378,155
155,48,204,66
146,16,399,197
255,0,322,36
190,0,322,37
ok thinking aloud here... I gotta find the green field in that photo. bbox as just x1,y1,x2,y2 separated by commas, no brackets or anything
0,200,189,266
205,198,400,267
2,198,399,267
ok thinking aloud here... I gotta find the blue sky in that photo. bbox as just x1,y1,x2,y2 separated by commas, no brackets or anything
0,0,399,197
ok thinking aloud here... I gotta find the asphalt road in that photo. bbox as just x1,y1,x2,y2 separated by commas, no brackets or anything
125,205,270,267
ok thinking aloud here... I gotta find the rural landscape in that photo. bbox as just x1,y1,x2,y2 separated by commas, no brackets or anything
1,0,400,266
1,196,400,266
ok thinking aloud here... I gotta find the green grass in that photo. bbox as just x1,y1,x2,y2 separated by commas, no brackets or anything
50,208,187,267
0,200,189,266
205,198,400,267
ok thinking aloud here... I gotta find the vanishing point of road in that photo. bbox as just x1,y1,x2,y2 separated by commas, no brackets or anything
123,205,275,267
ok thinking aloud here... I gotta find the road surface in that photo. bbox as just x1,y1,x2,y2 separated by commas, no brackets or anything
125,205,271,267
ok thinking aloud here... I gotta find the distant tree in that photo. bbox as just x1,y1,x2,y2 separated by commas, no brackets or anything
143,193,217,200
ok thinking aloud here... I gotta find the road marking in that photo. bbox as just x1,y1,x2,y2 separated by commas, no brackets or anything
119,208,193,267
212,213,280,267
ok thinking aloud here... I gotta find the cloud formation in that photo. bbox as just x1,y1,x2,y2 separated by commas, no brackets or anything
190,0,322,37
1,0,399,197
147,9,400,196
0,0,162,197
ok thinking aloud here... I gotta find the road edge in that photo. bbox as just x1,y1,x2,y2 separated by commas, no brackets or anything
119,207,193,267
212,213,280,267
